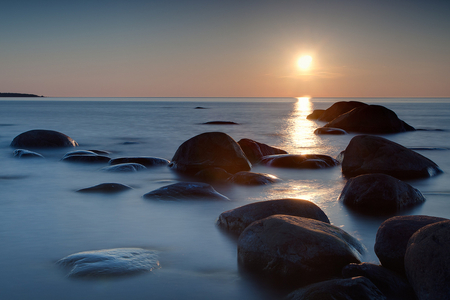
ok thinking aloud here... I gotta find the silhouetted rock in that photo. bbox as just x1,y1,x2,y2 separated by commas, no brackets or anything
341,135,442,179
109,157,169,167
13,149,44,158
261,154,338,169
101,163,146,172
0,93,43,97
10,129,78,148
77,183,132,193
170,132,251,174
202,121,239,125
227,171,280,185
195,167,232,183
62,154,111,163
374,215,447,275
237,215,364,287
143,182,229,201
306,109,326,120
405,220,450,300
237,138,287,164
217,199,330,235
324,105,415,134
317,101,368,122
314,127,347,135
339,173,425,213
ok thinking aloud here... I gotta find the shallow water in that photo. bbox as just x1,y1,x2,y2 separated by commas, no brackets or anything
0,97,449,299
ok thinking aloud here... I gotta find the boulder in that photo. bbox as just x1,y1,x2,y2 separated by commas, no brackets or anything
227,171,280,185
10,129,78,148
324,105,415,134
237,138,287,164
306,109,326,120
57,248,159,277
341,135,442,179
109,157,170,167
314,127,347,135
405,220,450,300
77,183,132,193
195,167,232,183
13,149,44,158
217,199,330,235
237,215,364,286
261,154,339,169
143,182,229,201
339,173,425,213
287,276,386,300
101,163,146,172
63,150,100,157
317,101,368,122
61,154,111,163
170,132,251,175
374,215,448,275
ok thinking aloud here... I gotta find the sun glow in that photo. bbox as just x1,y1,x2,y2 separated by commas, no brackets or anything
297,55,313,70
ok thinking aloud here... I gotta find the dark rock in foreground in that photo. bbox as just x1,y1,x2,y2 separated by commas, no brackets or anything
405,220,450,300
339,173,425,213
10,129,78,148
101,163,146,172
195,167,232,183
217,199,330,235
287,276,386,300
374,215,448,275
77,183,132,193
57,248,159,277
314,127,347,135
109,157,169,167
227,171,280,185
237,138,288,164
13,149,44,158
261,154,339,169
143,182,229,201
341,135,442,179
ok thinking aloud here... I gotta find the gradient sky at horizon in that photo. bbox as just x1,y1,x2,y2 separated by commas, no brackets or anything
1,0,449,98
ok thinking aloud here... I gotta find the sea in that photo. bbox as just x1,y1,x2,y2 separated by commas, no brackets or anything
0,97,449,299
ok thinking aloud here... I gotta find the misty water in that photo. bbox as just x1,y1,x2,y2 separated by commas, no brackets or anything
0,97,449,299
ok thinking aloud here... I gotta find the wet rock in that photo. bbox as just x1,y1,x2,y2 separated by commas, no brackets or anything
341,135,442,179
227,171,280,185
314,127,347,135
287,276,386,300
10,129,78,148
57,248,159,277
405,220,450,300
324,105,415,134
202,121,239,125
374,215,448,275
170,132,251,175
62,154,111,163
101,163,146,172
109,157,169,167
13,149,44,158
237,215,364,286
339,173,425,213
261,154,339,169
195,167,232,183
237,138,287,164
217,199,330,236
63,150,100,158
76,183,133,193
306,109,326,120
342,263,416,300
143,182,230,201
317,101,368,122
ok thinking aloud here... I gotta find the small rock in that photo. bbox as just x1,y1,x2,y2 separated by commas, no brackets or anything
109,157,169,167
101,163,146,172
77,183,133,193
62,154,111,163
202,121,239,125
314,127,347,135
227,171,280,185
13,149,44,158
261,154,339,169
143,182,230,201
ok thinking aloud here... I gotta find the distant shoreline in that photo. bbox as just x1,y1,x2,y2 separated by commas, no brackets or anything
0,93,44,97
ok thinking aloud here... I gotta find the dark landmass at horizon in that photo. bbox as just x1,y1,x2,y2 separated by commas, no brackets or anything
0,93,44,97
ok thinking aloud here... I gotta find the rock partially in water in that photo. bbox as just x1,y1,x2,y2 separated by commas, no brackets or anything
314,127,347,135
109,157,170,167
101,163,146,172
195,167,232,183
315,101,368,122
217,199,330,236
227,171,280,185
10,129,78,148
237,138,287,164
63,150,101,158
341,135,442,179
202,121,239,125
306,109,326,120
261,154,339,169
13,149,44,158
143,182,230,201
62,154,111,163
77,183,133,193
57,248,159,277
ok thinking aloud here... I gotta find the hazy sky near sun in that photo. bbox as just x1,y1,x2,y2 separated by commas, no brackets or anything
1,0,449,97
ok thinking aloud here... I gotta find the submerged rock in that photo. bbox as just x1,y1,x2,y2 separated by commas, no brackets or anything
261,154,338,169
10,129,78,148
227,171,280,185
13,149,44,158
202,121,239,125
57,248,159,277
237,138,287,164
143,182,229,201
109,157,169,167
77,183,133,193
101,163,146,172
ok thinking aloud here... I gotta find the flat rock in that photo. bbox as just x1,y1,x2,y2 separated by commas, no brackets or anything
261,154,339,169
237,138,287,164
101,163,146,172
10,129,78,148
202,121,239,125
109,157,170,167
227,171,280,185
77,183,133,193
143,182,229,201
13,149,44,158
314,127,347,135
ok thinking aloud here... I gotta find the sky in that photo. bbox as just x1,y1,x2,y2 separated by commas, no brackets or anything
1,0,449,98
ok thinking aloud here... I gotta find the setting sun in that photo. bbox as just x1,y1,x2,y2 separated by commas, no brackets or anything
297,55,313,70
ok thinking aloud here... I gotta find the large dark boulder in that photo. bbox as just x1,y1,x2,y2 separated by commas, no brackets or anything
339,173,425,213
237,138,287,164
227,171,280,185
170,132,251,174
261,154,338,169
324,105,415,134
287,276,386,300
341,135,442,179
143,182,229,201
405,220,450,300
313,101,368,122
217,199,330,235
237,215,364,286
109,157,169,167
374,215,448,275
10,129,78,148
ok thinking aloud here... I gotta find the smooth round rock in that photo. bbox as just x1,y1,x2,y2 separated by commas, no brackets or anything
143,182,230,201
101,163,146,172
227,171,280,185
62,154,111,163
261,154,339,169
13,149,44,158
237,138,287,164
109,157,169,167
10,129,78,148
314,127,347,135
77,183,132,193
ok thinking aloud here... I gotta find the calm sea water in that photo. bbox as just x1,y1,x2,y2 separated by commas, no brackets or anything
0,97,449,299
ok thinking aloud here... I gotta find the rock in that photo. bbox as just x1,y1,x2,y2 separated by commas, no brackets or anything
314,127,347,135
202,121,239,125
341,135,442,179
194,106,207,109
101,163,146,172
57,248,159,277
237,138,287,164
76,183,133,193
63,150,100,158
324,105,415,134
339,173,425,213
317,101,368,122
170,132,251,175
143,182,230,201
261,154,339,169
405,220,450,300
227,171,280,185
237,215,364,286
61,154,111,163
10,129,78,148
374,215,447,275
287,276,387,300
194,167,232,183
306,109,326,120
13,149,44,158
342,263,416,300
217,199,330,235
109,157,170,167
